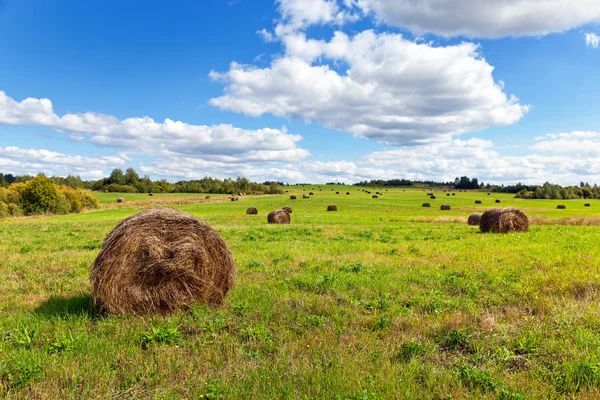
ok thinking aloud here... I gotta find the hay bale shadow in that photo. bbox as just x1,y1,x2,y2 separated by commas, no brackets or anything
34,294,100,319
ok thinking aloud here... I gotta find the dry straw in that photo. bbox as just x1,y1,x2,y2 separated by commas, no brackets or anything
282,206,292,214
468,213,482,226
480,208,529,233
117,198,125,203
440,204,451,210
90,208,235,314
246,207,258,215
303,194,310,199
475,200,482,204
327,204,338,211
267,210,291,224
290,195,297,200
422,203,431,207
557,205,566,209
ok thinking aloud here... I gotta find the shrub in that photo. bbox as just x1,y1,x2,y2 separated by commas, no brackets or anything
0,201,8,218
59,186,98,213
7,203,23,216
18,176,61,214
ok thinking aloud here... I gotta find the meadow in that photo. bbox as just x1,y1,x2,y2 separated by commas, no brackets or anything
1,186,600,399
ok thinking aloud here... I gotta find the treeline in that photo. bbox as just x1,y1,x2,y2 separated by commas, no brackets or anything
0,175,99,217
515,182,600,200
355,176,485,189
1,169,283,195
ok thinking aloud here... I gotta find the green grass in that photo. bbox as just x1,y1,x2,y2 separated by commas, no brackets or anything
1,186,600,398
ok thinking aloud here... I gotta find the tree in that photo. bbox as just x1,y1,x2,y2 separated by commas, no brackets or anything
108,169,125,185
125,168,140,185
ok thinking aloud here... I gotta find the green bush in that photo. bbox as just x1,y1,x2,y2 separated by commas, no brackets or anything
7,203,23,216
19,176,61,214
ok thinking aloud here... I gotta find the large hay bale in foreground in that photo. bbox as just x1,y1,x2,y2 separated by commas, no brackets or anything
327,204,337,211
468,213,482,226
90,208,235,314
480,208,529,234
267,210,291,224
117,198,125,203
557,205,566,209
440,204,451,210
290,195,297,200
282,206,292,214
422,203,431,208
246,207,258,215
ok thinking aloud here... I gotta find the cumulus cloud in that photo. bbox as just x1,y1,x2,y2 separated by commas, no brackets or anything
0,91,310,164
272,0,358,36
585,33,600,48
344,0,600,38
210,30,528,145
0,146,125,180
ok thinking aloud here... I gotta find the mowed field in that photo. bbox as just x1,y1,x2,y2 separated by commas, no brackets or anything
1,186,600,399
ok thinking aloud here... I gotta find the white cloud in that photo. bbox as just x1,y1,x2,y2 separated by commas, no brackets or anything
273,0,358,36
533,131,600,156
0,146,125,180
210,30,528,145
585,33,600,48
348,0,600,38
0,91,310,164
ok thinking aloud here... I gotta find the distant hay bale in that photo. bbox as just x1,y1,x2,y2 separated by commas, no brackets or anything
372,195,378,199
290,195,297,200
557,205,566,209
303,194,310,199
475,200,482,204
336,192,340,194
346,192,350,195
446,194,450,196
468,213,482,226
246,207,258,215
90,208,235,314
309,192,314,195
267,210,291,224
430,195,436,199
327,204,337,211
148,193,154,197
495,199,501,203
117,198,125,203
585,203,591,207
452,193,456,196
231,197,239,202
440,204,451,210
103,190,109,193
282,206,292,214
422,203,431,207
488,193,491,195
480,208,528,233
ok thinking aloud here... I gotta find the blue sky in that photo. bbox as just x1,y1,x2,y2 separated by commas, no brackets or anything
1,0,599,184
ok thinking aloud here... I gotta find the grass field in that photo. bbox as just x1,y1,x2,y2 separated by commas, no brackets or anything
1,186,600,399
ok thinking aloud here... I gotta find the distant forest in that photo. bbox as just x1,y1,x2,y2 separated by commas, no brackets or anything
1,170,600,200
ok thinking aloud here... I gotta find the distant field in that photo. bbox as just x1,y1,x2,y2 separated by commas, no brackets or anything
1,186,600,398
93,191,226,205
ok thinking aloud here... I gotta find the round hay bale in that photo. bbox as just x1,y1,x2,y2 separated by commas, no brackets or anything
557,204,566,209
346,192,350,195
148,192,154,197
468,213,482,226
336,192,340,194
440,204,451,210
303,194,310,199
475,200,482,204
117,198,125,203
480,208,528,233
452,193,456,196
309,192,314,195
231,197,239,202
267,210,291,224
327,204,337,211
430,195,436,199
372,195,378,199
422,203,431,208
495,199,501,204
585,203,591,207
290,195,297,200
488,193,491,195
282,206,292,214
446,194,450,196
246,207,258,215
103,190,109,193
90,208,235,314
